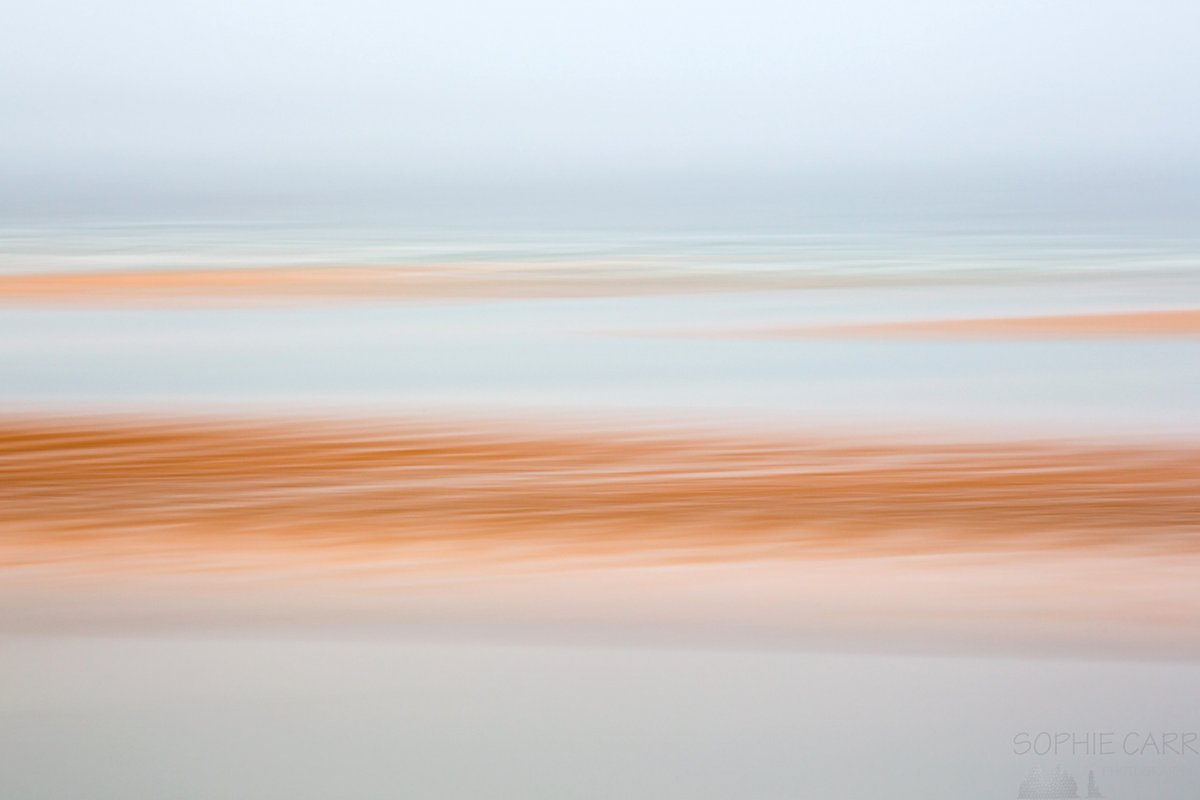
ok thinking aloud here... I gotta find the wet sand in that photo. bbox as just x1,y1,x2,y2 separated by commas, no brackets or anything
2,415,1198,654
0,264,813,305
722,308,1200,339
5,266,1198,340
2,415,1198,563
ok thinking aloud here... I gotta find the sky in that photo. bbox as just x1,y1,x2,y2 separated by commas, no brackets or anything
2,0,1198,225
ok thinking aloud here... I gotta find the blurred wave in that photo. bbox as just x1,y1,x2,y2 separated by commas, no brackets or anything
3,223,1200,286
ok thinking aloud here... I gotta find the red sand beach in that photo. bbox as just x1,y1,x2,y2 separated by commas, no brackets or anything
2,415,1197,654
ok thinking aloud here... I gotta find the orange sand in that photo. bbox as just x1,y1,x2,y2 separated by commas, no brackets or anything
2,416,1197,652
1,415,1197,567
0,264,808,305
741,308,1200,339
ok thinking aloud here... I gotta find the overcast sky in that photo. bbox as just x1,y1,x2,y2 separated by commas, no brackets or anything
2,0,1197,224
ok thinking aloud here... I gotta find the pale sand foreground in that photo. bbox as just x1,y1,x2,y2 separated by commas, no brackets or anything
2,416,1198,654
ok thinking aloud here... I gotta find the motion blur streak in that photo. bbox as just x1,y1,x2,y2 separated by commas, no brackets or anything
4,415,1198,561
0,263,914,305
2,415,1197,654
719,309,1200,339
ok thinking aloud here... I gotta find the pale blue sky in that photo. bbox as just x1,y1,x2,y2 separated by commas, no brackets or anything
2,0,1197,223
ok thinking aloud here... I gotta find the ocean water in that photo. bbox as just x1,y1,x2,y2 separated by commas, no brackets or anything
0,222,1198,437
3,220,1200,277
